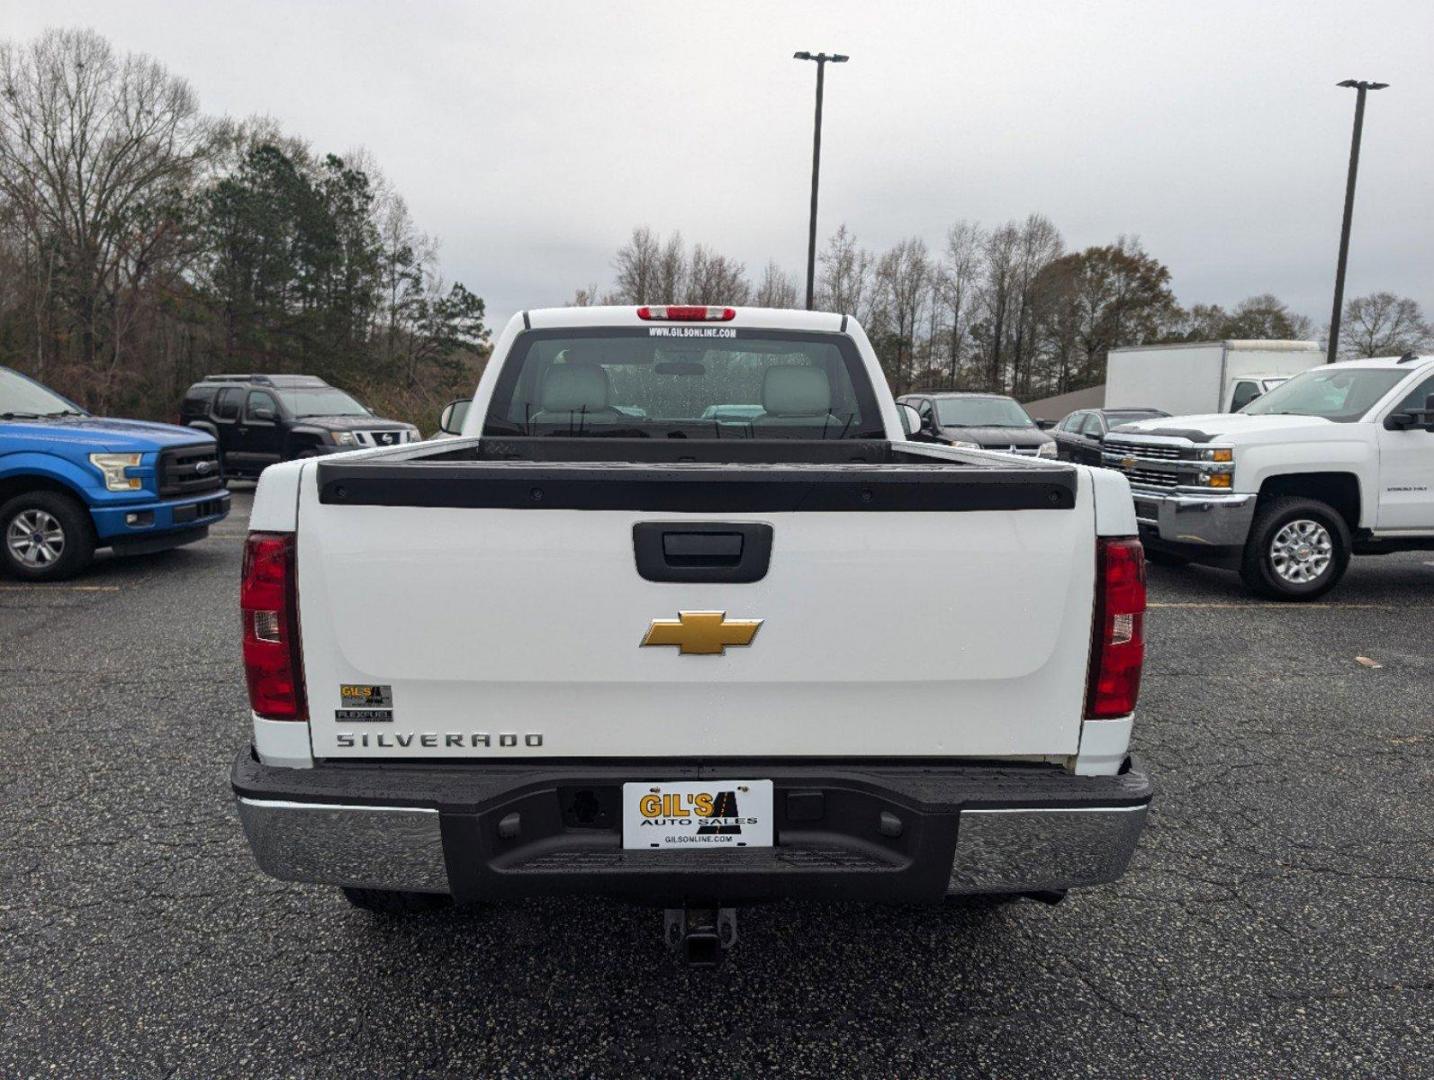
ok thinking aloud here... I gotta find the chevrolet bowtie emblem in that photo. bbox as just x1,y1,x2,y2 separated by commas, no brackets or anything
641,611,763,656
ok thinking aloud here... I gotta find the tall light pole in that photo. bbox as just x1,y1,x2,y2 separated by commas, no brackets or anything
1326,79,1388,363
794,51,848,310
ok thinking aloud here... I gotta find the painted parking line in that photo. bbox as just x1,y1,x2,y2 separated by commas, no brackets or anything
0,584,121,592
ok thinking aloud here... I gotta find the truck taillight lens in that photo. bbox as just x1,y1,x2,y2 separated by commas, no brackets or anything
241,532,306,721
636,305,736,321
1086,537,1145,719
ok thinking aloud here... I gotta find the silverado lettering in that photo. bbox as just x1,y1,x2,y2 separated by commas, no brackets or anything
335,732,543,749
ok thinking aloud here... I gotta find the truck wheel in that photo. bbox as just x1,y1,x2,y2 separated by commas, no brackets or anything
1240,497,1350,601
0,491,96,582
341,887,453,914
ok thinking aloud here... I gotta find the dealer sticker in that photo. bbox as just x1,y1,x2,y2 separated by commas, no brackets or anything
340,683,392,707
622,780,774,850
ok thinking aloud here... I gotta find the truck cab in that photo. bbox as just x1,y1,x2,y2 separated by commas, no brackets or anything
0,366,230,581
1104,354,1434,599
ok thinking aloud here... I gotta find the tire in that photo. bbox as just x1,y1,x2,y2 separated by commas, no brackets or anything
0,491,97,582
1239,496,1350,601
341,887,453,914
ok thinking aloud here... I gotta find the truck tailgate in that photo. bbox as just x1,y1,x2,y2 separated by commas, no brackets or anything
295,458,1096,760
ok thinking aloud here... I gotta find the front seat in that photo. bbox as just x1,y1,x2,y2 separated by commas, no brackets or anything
751,365,843,431
529,363,623,425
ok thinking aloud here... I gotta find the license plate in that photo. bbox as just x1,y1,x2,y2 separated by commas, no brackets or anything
622,780,774,850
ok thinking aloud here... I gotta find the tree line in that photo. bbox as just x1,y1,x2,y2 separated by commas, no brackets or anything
580,221,1433,400
0,28,488,423
4,27,1430,423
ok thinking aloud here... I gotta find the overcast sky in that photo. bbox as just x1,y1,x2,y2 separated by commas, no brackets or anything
6,1,1431,332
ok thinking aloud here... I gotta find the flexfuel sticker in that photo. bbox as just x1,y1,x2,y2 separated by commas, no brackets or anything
335,709,392,723
340,684,392,708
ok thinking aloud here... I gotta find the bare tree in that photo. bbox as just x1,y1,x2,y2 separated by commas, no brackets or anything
977,223,1021,391
687,244,750,305
0,28,212,409
374,192,439,382
815,224,870,317
1007,214,1064,397
611,225,661,303
654,232,686,304
754,260,800,308
936,221,983,386
1338,292,1432,358
873,238,930,393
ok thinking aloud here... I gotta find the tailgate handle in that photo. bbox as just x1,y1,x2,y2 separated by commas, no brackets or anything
662,531,743,565
633,522,773,583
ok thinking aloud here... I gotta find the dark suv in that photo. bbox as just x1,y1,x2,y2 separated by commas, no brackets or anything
179,375,418,480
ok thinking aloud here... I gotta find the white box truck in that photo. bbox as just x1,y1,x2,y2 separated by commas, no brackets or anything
1105,340,1322,415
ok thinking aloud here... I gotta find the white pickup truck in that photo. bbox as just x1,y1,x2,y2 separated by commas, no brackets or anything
1105,354,1434,600
232,305,1152,964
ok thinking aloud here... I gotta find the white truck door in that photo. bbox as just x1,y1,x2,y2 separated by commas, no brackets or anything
1376,371,1434,531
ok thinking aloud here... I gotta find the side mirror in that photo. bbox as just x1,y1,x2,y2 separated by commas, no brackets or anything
439,398,472,435
250,407,276,422
1385,396,1434,432
895,402,922,438
1035,418,1056,431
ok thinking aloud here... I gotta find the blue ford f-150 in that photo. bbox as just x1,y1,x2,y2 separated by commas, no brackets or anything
1,366,231,581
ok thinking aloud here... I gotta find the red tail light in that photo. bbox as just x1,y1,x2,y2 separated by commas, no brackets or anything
241,532,306,721
1086,537,1146,719
636,305,736,321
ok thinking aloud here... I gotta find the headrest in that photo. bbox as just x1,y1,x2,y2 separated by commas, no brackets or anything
540,364,610,413
761,366,831,416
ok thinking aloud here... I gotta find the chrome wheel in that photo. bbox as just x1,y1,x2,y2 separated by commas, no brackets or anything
1269,519,1332,584
6,508,66,567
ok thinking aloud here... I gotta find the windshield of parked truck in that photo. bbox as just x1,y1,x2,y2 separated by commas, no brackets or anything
0,368,86,419
935,397,1034,428
279,388,372,418
484,329,883,439
1241,367,1410,423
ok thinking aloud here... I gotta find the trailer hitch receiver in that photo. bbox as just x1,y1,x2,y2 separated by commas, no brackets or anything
664,906,737,968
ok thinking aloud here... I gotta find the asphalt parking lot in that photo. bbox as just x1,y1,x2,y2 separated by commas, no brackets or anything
2,488,1431,1078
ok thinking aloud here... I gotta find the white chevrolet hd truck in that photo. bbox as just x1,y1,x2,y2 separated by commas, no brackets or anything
232,305,1152,964
1105,354,1434,600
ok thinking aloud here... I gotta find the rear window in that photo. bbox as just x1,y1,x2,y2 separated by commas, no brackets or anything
182,386,217,413
214,387,242,420
484,328,883,439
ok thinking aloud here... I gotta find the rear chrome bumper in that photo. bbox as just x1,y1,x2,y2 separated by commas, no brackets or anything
233,751,1151,904
236,799,449,893
1131,487,1257,548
